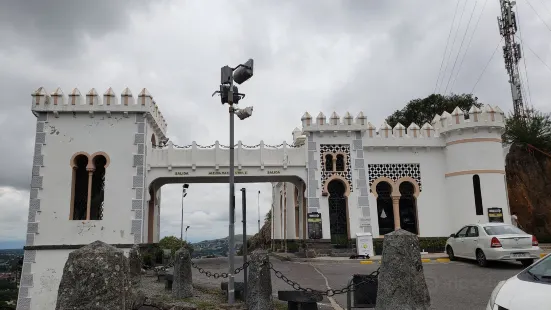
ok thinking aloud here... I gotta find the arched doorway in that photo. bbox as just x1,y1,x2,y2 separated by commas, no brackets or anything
376,181,394,235
327,179,348,245
399,181,418,234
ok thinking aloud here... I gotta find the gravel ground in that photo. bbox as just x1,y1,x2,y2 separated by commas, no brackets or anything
139,271,241,309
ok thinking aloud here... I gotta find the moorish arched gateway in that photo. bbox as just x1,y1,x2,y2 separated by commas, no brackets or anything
21,86,510,309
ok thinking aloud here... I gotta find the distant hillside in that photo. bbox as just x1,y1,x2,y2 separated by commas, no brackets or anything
191,235,253,258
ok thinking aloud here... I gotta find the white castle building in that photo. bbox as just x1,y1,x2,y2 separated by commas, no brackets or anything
19,86,509,309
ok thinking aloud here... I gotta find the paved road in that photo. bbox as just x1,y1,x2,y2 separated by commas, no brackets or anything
191,256,523,310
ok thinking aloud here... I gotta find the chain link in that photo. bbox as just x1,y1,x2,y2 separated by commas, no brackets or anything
265,260,379,296
169,259,377,297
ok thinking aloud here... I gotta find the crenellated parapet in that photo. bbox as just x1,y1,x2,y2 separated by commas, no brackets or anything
31,87,167,138
300,104,505,141
432,104,505,136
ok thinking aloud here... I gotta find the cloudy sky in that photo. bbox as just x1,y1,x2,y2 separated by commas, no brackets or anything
1,0,550,248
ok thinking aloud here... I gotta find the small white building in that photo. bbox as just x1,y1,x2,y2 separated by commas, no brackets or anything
271,107,510,244
19,86,508,309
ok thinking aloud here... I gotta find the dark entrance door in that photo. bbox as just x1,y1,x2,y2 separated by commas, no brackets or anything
328,180,348,245
376,182,394,235
399,182,418,234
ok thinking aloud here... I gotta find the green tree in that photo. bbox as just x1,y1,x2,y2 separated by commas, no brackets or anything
264,210,272,223
503,110,551,152
159,236,193,256
385,93,483,128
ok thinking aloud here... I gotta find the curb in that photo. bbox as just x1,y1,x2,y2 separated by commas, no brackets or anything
360,257,450,264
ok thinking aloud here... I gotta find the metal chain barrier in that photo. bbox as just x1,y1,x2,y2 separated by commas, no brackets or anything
189,260,251,279
265,260,379,297
186,259,379,297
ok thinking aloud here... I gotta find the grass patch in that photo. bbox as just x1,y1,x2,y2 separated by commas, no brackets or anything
274,300,288,310
194,300,220,310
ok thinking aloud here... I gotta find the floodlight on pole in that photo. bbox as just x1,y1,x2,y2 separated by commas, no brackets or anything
233,59,254,85
235,106,253,120
211,58,255,305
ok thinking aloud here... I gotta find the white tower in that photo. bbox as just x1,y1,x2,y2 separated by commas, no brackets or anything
18,87,167,309
436,105,508,230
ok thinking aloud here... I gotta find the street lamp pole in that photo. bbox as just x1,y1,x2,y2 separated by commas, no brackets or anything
257,190,261,233
180,184,189,244
227,81,237,305
213,59,254,305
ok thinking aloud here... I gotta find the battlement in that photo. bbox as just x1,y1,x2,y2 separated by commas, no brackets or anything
31,87,167,137
299,104,505,139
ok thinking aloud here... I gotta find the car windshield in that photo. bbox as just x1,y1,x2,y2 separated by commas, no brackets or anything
526,255,551,282
483,225,526,235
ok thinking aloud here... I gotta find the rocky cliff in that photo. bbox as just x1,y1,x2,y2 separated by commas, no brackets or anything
506,143,551,241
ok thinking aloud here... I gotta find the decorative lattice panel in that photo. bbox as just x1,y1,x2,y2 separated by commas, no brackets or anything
319,144,353,192
367,163,422,192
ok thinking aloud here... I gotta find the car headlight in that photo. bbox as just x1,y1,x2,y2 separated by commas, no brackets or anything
488,280,506,309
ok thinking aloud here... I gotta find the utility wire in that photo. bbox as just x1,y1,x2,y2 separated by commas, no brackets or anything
438,0,469,94
444,0,480,95
537,0,551,19
526,0,551,33
515,2,534,107
515,35,551,72
471,38,504,93
434,0,462,94
449,0,489,92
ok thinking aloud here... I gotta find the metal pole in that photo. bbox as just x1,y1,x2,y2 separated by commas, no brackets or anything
241,188,248,300
257,190,261,233
180,188,184,242
228,83,236,304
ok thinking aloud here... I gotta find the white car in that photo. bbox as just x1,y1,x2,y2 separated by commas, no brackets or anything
487,253,551,310
445,223,541,267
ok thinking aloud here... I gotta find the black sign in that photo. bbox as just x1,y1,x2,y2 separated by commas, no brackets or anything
487,208,504,223
307,212,322,239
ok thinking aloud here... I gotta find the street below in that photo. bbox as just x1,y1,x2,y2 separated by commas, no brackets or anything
191,256,524,310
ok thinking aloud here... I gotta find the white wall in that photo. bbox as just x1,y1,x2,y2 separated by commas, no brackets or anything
364,148,450,237
36,114,137,245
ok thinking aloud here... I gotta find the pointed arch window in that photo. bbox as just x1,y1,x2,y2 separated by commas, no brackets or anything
335,154,345,171
473,174,484,215
324,153,334,171
70,152,109,220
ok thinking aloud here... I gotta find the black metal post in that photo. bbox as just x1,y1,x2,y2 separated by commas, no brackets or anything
241,188,248,300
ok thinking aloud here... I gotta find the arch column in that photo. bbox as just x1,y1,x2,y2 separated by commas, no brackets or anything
392,196,401,230
86,168,95,220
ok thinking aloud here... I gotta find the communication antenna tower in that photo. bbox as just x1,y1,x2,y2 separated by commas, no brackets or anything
497,0,526,118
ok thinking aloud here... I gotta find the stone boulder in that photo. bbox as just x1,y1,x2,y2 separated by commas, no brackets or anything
172,247,193,298
246,250,273,310
56,241,134,310
129,244,142,286
375,229,430,310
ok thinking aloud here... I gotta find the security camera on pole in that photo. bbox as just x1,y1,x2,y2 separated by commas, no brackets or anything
212,58,254,305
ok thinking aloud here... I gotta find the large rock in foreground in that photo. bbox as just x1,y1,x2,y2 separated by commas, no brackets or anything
375,229,430,310
56,241,134,310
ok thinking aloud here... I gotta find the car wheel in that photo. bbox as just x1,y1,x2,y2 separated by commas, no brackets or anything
521,259,534,267
476,249,488,267
446,246,456,261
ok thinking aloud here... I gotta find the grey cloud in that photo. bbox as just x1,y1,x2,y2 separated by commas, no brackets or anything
0,0,153,61
2,0,551,243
